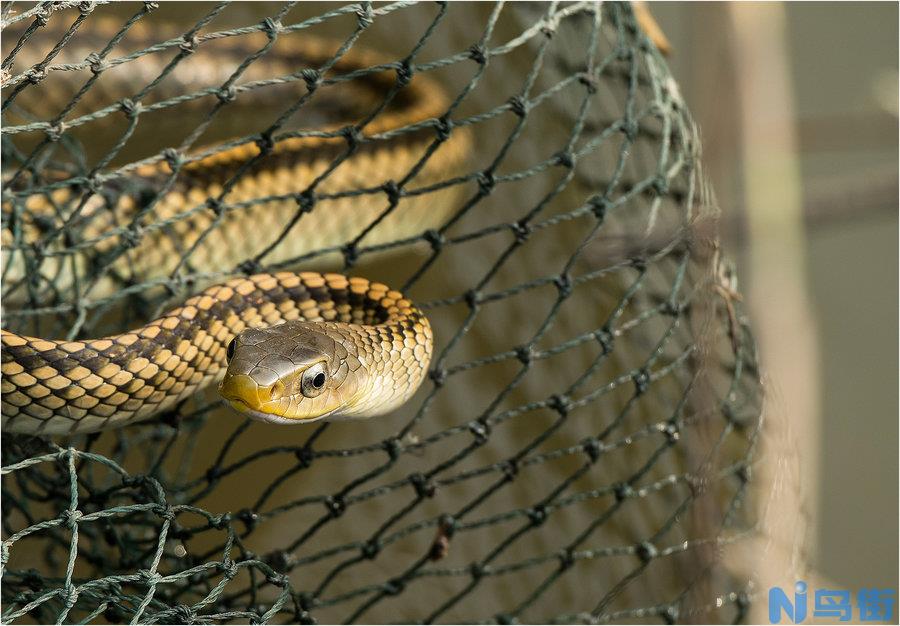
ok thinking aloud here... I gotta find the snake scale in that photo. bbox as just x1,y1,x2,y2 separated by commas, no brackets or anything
1,14,472,435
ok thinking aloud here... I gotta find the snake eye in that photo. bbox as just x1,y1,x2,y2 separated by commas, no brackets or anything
300,362,328,398
226,338,236,363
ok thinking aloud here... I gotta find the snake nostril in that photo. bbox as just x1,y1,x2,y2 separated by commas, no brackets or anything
270,381,285,401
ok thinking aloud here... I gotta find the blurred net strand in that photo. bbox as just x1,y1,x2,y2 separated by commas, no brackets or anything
2,1,762,623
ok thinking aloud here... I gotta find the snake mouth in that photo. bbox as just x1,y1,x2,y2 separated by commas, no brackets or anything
223,397,339,425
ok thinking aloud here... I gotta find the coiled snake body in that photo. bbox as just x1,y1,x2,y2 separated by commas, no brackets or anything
2,17,470,435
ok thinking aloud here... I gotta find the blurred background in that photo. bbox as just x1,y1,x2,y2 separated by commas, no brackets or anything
653,2,898,592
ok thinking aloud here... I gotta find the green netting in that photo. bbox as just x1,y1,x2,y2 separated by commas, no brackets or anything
1,1,763,623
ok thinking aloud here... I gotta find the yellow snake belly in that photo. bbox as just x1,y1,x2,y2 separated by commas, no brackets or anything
1,17,469,435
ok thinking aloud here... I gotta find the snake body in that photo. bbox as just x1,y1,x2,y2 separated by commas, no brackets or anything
2,272,431,435
1,17,468,434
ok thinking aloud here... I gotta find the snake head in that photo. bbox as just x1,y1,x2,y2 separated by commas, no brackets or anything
218,322,362,424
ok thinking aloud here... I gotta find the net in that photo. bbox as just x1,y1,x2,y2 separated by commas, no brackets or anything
1,1,764,623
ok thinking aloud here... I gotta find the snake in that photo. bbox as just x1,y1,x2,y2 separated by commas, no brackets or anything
1,14,472,435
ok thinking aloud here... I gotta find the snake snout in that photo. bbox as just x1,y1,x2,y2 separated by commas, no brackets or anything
219,373,284,410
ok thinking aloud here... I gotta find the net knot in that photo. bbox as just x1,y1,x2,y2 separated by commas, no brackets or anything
163,148,184,171
467,44,487,66
62,508,82,528
144,1,160,11
500,459,518,481
45,122,66,142
617,46,633,62
301,68,321,91
266,572,288,588
237,508,259,530
121,474,146,488
261,17,281,39
34,8,50,26
632,368,650,395
295,591,318,613
294,446,314,468
507,95,528,118
595,327,614,354
179,35,199,54
294,189,317,213
469,562,486,580
238,259,264,275
621,118,639,142
467,420,490,445
662,421,680,444
324,495,345,518
514,345,533,365
434,116,453,141
265,550,295,572
409,472,436,498
119,98,142,119
630,256,647,272
555,150,575,169
497,614,518,625
548,394,570,416
341,242,358,267
582,437,603,463
356,4,375,28
63,583,79,608
210,512,231,529
509,220,531,243
86,52,108,75
169,604,195,624
206,197,225,217
635,541,658,563
662,605,680,624
384,578,405,595
382,437,401,460
578,71,598,94
558,547,576,571
662,300,681,317
220,558,238,579
341,125,362,151
216,86,237,103
464,289,482,309
477,170,496,195
613,482,634,502
25,67,46,85
554,273,572,299
439,514,457,533
78,1,96,15
138,569,162,585
423,228,444,251
651,175,669,196
382,180,401,204
395,61,413,88
361,540,381,560
429,366,447,387
256,132,275,155
157,505,177,522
